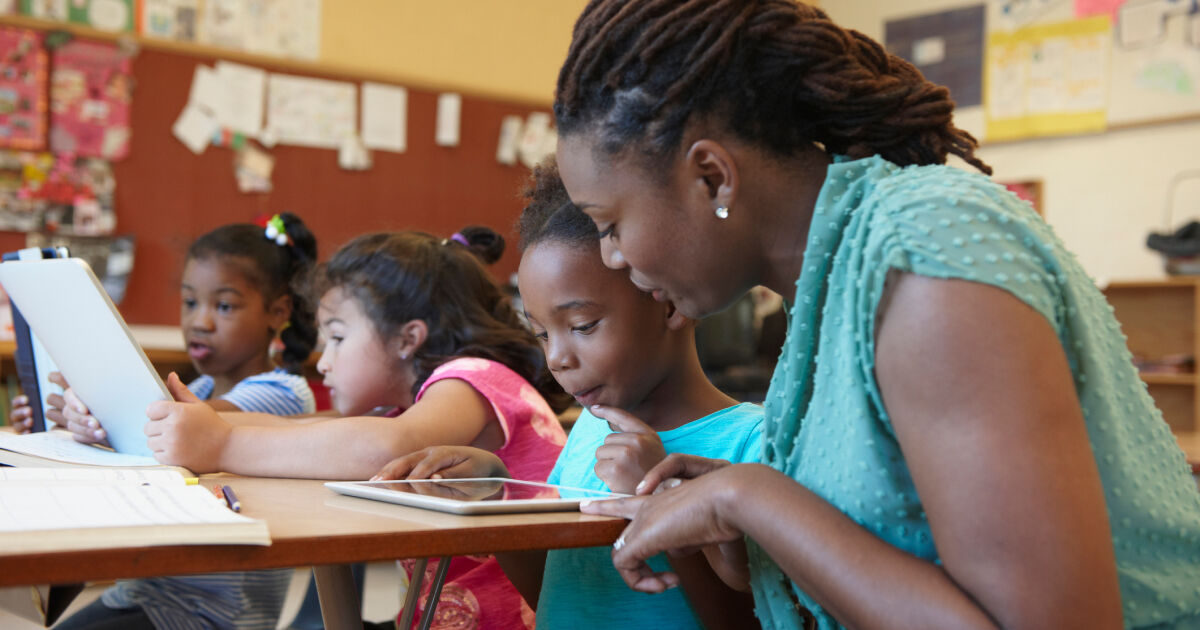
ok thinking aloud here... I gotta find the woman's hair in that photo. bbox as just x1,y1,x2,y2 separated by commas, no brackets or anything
554,0,991,175
310,228,571,412
517,159,601,253
187,212,318,374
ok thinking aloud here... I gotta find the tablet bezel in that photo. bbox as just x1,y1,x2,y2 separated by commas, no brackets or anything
324,478,627,515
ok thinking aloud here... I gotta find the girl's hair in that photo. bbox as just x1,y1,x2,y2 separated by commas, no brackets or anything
517,159,600,253
187,212,319,374
311,228,571,412
554,0,992,175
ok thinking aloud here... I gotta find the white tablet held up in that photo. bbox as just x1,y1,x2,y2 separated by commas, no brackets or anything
324,478,627,515
0,258,170,456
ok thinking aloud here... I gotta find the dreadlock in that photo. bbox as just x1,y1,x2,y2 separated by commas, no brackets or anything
555,0,992,175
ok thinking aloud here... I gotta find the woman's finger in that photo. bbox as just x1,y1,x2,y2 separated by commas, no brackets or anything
637,454,728,494
580,495,644,519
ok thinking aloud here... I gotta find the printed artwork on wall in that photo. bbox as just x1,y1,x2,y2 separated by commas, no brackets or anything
49,39,133,160
0,27,47,151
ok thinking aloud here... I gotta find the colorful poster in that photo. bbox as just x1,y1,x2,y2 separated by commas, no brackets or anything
985,16,1111,141
21,0,134,33
0,27,47,151
139,0,199,41
885,5,986,107
49,39,133,160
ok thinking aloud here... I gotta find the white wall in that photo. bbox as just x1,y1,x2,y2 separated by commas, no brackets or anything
823,0,1200,286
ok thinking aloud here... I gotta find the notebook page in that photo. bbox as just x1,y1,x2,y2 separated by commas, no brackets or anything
0,430,158,467
0,484,250,533
0,468,185,485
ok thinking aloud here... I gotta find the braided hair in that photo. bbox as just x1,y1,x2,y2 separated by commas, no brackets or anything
517,159,600,253
555,0,991,175
187,213,319,374
309,228,572,413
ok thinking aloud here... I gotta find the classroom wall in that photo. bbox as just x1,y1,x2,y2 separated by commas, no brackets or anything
320,1,589,105
823,0,1200,286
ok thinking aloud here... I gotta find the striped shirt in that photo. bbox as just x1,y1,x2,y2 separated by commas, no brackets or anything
101,368,315,630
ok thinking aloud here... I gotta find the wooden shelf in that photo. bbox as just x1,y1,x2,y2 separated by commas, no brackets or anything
1140,372,1197,386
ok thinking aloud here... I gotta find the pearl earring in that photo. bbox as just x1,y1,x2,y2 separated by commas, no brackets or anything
715,206,729,219
400,352,409,360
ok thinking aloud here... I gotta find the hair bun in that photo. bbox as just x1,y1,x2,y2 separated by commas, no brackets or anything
457,225,505,266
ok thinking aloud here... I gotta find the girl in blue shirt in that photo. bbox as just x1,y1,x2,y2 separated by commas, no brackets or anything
552,1,1200,629
377,161,763,629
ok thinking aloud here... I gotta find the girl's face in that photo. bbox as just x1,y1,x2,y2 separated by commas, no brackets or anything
316,288,410,415
556,134,755,319
518,241,677,410
181,256,285,383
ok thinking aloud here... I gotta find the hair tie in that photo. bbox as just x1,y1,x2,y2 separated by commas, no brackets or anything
264,214,292,247
449,232,470,247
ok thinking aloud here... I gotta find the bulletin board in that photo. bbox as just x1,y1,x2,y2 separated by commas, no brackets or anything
0,45,551,326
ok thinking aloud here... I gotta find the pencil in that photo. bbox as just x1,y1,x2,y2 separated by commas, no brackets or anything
221,485,242,513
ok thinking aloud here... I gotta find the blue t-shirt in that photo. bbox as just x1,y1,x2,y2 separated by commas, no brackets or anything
538,403,764,630
749,155,1200,630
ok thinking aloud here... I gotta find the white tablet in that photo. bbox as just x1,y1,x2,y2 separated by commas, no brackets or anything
0,258,170,457
324,478,628,515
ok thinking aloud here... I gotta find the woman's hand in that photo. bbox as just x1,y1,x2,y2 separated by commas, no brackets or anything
373,445,510,481
581,459,753,594
589,405,668,493
143,373,232,472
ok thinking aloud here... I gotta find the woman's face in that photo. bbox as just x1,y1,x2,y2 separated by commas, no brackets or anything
556,134,754,319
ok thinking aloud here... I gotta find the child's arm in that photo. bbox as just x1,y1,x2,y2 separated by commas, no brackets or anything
145,376,501,478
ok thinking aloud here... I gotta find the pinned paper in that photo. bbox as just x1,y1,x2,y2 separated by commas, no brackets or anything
214,61,265,138
361,83,407,153
234,144,274,193
338,135,372,171
518,112,551,168
267,73,357,149
495,115,523,165
187,65,224,117
435,93,461,147
172,103,218,154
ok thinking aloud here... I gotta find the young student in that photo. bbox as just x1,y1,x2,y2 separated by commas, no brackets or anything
49,213,320,630
375,161,763,630
545,1,1200,629
59,227,570,630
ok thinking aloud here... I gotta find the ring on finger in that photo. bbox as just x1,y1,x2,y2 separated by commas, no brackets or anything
613,535,627,551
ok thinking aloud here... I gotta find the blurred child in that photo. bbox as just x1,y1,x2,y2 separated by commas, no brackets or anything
377,162,763,629
63,227,570,629
51,213,319,630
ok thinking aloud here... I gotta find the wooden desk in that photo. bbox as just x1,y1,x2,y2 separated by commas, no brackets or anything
0,476,625,628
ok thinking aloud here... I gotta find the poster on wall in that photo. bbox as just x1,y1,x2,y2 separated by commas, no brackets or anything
984,15,1111,141
0,27,47,151
20,0,134,33
201,0,321,60
49,39,133,160
0,150,116,234
265,73,355,149
139,0,199,42
885,5,986,107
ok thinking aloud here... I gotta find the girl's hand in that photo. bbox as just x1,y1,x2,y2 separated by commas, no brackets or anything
581,461,751,594
143,373,231,472
589,404,667,494
43,371,70,430
8,395,34,434
372,446,510,481
57,374,111,445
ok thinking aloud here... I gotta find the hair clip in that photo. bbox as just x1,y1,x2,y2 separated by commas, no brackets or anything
264,214,292,246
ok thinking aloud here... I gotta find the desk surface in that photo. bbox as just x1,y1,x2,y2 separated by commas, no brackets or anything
0,476,625,587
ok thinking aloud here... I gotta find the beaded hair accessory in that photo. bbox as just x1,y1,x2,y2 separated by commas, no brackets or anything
264,214,292,246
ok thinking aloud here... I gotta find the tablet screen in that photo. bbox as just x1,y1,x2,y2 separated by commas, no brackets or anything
361,479,619,502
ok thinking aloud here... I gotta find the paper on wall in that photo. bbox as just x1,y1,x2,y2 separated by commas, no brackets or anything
172,103,219,154
518,112,551,168
187,65,224,116
337,135,372,170
435,93,461,147
234,144,274,192
361,83,406,153
266,73,357,149
496,115,523,165
215,61,265,137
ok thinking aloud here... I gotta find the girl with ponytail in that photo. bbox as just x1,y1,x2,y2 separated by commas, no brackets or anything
555,2,1200,629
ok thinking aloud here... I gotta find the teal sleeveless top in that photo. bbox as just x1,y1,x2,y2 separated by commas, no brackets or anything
748,155,1200,629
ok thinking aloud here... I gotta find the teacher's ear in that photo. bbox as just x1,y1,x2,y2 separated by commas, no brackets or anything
684,139,739,217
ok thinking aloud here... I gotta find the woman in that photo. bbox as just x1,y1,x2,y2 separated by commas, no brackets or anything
556,1,1200,628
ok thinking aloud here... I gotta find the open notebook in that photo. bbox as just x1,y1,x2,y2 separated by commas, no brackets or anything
0,428,193,476
0,467,269,554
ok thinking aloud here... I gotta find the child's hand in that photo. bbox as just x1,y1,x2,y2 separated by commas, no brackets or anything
143,372,231,472
589,404,667,494
8,395,34,434
372,446,510,481
57,374,111,446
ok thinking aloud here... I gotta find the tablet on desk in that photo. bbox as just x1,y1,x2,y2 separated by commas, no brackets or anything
0,258,170,457
324,478,627,515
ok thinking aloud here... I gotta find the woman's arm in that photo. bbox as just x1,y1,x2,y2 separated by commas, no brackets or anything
145,378,499,479
588,275,1122,630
